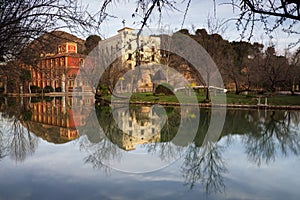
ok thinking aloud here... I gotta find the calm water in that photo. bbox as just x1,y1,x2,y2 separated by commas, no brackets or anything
0,96,300,200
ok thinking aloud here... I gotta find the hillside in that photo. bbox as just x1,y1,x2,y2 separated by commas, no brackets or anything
20,31,86,65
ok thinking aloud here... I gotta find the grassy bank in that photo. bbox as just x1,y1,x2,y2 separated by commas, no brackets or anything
101,92,300,106
226,93,300,106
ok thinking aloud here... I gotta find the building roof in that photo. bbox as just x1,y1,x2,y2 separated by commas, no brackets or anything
117,27,134,33
152,70,166,81
40,52,86,59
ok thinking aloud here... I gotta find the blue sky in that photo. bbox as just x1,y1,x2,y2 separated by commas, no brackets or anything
84,0,238,37
81,0,299,53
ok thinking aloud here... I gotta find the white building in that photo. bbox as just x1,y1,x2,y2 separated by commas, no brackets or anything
98,27,162,92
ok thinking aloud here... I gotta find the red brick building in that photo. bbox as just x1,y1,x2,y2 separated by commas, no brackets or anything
28,42,85,92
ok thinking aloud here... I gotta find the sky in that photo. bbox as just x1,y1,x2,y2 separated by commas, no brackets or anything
81,0,300,53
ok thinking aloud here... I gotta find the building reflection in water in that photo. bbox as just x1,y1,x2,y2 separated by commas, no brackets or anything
27,95,94,143
112,106,162,151
23,96,165,149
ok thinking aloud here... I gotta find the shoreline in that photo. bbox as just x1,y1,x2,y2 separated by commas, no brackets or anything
5,92,95,97
109,100,300,110
3,93,300,110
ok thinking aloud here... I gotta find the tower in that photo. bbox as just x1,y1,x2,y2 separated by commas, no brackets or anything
58,42,77,54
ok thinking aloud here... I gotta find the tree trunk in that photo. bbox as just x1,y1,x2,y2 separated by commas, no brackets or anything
234,80,240,95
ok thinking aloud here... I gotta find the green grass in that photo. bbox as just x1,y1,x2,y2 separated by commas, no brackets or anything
221,93,300,106
102,92,300,106
225,93,258,105
110,91,207,103
267,95,300,106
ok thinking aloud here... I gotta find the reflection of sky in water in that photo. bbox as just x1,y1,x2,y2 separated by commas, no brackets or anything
1,114,300,200
129,144,151,154
219,136,300,200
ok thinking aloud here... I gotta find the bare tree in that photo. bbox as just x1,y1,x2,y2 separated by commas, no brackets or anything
97,57,129,96
98,1,300,49
236,0,300,20
258,46,291,92
0,0,100,62
224,0,300,46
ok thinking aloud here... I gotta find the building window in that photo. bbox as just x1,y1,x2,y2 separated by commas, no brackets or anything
128,53,132,60
129,120,132,127
152,128,155,134
151,55,155,62
128,43,132,50
152,46,155,52
141,129,144,135
129,130,132,136
152,119,156,125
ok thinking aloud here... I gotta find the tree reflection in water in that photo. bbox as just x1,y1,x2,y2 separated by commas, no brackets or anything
181,142,227,193
243,110,300,166
0,129,7,161
0,97,38,162
80,137,122,173
77,105,123,172
9,119,38,162
88,104,228,192
1,97,300,194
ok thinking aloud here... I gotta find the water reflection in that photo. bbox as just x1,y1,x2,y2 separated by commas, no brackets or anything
0,96,94,162
0,96,300,194
28,96,94,143
82,101,300,192
182,142,227,193
0,97,38,162
243,111,300,166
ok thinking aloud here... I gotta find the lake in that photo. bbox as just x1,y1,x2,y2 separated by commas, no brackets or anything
0,96,300,200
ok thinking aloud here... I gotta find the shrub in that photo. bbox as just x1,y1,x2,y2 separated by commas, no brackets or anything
155,83,174,96
55,87,62,92
30,97,42,102
30,85,42,93
44,96,54,102
96,84,109,97
43,86,54,93
21,110,32,121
